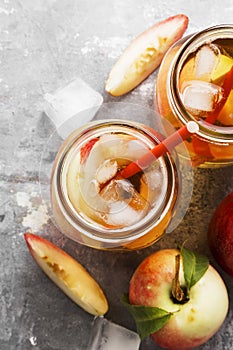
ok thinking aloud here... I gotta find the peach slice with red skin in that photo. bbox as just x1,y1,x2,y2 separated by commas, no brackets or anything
24,233,108,316
80,137,99,164
106,14,189,96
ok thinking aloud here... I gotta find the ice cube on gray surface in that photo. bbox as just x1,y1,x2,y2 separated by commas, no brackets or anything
87,317,141,350
44,78,103,139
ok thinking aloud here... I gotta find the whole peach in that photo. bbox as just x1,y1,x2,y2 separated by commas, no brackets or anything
129,249,228,350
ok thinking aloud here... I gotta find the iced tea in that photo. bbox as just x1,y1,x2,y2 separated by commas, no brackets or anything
156,25,233,167
51,120,178,250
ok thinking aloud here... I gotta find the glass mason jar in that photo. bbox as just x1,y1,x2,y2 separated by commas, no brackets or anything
156,25,233,167
50,119,179,250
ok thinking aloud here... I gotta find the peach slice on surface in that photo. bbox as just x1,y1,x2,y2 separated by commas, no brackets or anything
24,233,108,316
106,14,189,96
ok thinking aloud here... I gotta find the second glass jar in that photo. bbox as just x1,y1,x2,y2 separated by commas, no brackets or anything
156,25,233,167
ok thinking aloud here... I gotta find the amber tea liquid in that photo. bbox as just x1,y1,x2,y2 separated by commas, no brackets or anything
156,25,233,167
51,120,178,250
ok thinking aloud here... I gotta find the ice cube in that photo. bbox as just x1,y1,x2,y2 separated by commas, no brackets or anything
100,178,149,226
98,133,130,160
127,139,149,159
98,134,149,161
86,179,100,198
44,78,103,139
100,179,133,202
195,44,220,80
87,317,141,350
181,80,223,115
96,159,118,184
106,201,145,227
144,168,163,190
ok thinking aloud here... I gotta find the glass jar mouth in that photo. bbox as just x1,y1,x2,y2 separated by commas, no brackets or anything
53,119,178,244
169,24,233,143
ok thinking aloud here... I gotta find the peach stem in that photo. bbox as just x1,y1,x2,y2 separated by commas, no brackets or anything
119,121,199,179
172,254,185,302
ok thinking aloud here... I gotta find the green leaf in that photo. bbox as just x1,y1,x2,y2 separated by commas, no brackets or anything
122,294,173,340
180,246,209,290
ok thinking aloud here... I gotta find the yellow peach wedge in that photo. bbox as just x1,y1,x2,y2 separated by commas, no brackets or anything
24,233,108,316
106,14,189,96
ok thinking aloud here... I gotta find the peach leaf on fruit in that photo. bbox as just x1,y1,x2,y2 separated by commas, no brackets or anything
123,246,208,339
124,246,228,349
180,245,209,290
122,294,173,339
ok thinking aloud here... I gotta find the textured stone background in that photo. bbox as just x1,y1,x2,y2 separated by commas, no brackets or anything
1,0,233,349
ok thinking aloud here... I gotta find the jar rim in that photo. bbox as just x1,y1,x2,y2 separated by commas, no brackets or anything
53,119,178,244
168,24,233,144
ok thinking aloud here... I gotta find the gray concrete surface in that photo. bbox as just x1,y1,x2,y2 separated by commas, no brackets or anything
1,0,233,349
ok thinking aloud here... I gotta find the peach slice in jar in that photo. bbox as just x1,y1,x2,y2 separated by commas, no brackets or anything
205,65,233,124
218,90,233,125
208,143,233,160
106,14,189,96
211,53,233,85
24,233,108,316
179,56,196,90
